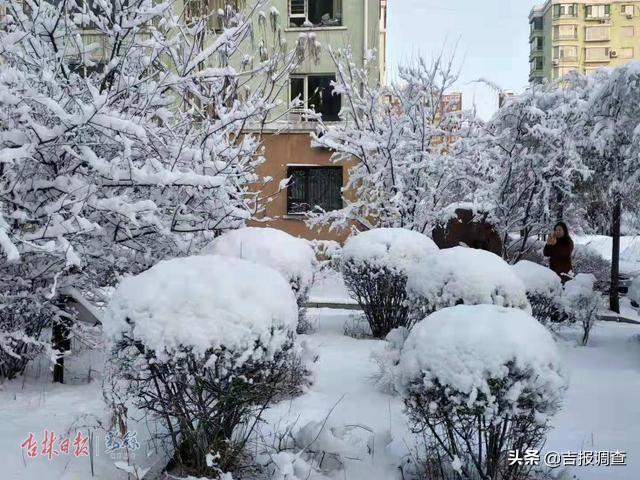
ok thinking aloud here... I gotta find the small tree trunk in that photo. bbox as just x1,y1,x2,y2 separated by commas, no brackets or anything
609,194,622,314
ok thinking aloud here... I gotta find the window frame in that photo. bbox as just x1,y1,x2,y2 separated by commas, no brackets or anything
286,166,343,215
288,0,343,27
289,74,341,121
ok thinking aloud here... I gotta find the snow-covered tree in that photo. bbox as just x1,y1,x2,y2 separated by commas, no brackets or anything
458,80,589,262
576,64,640,312
0,0,311,377
307,49,473,234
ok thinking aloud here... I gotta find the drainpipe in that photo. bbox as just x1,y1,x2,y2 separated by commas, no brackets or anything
363,0,369,61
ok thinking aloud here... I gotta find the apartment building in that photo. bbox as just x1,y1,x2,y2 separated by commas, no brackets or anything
248,0,387,243
529,0,640,82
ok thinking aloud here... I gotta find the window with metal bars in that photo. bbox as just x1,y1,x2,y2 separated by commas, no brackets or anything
287,166,343,214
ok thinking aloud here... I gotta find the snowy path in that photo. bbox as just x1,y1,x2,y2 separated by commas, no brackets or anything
265,309,410,480
546,322,640,480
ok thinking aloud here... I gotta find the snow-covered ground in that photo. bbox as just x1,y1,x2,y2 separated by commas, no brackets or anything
3,308,639,479
574,235,640,275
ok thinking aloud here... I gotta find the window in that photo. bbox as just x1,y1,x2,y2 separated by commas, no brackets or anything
554,3,578,17
287,166,343,214
622,4,635,16
585,47,610,61
530,17,543,32
530,57,544,72
530,36,543,52
621,47,634,58
554,66,578,80
622,26,635,37
68,62,106,77
585,25,610,41
585,4,610,18
554,24,578,40
289,0,342,27
290,74,341,121
554,45,578,60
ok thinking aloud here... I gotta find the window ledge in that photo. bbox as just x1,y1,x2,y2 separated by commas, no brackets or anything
285,26,348,33
283,214,308,220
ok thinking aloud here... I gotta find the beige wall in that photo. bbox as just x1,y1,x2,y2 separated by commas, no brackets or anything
249,132,357,243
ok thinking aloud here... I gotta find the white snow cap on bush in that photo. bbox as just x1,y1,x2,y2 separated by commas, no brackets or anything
203,227,316,299
512,260,562,297
406,247,530,311
342,228,438,271
103,255,298,361
562,273,596,305
630,275,640,305
397,304,565,413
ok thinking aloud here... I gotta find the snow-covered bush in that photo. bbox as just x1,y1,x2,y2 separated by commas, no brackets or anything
512,260,564,325
341,228,438,338
397,305,566,480
204,227,317,333
103,255,304,476
630,276,640,308
572,245,612,292
204,227,316,306
562,274,600,345
0,0,316,380
406,246,530,322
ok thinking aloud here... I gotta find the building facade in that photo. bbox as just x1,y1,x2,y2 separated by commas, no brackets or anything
530,0,640,83
248,0,387,243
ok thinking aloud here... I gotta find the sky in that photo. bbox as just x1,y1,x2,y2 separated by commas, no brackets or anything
386,0,540,119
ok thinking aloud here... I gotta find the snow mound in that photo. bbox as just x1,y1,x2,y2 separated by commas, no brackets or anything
103,255,298,361
397,305,565,414
630,276,640,305
406,247,530,314
203,227,316,301
342,228,438,272
562,273,596,305
512,260,562,297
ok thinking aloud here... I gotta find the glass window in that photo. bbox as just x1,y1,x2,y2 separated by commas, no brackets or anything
290,74,341,121
287,167,343,214
621,47,634,58
586,4,610,18
622,5,635,16
585,26,610,41
289,0,343,27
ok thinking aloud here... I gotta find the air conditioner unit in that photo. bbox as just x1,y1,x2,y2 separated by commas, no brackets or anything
610,49,618,58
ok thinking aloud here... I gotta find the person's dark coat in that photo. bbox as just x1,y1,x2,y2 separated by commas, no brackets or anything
543,237,574,282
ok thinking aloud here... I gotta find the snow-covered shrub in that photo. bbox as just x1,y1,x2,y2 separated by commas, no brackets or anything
512,260,564,325
341,228,438,338
103,255,304,476
397,305,566,480
630,276,640,308
204,227,316,332
562,274,601,345
572,245,612,291
0,293,57,379
406,246,530,322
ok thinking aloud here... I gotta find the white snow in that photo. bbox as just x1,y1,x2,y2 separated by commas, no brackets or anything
406,246,530,312
341,228,438,272
2,306,640,479
574,235,640,274
203,227,316,301
103,255,298,361
396,305,565,413
562,273,597,306
512,259,562,297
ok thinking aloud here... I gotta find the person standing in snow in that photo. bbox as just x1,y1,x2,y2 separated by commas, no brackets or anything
543,222,574,283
